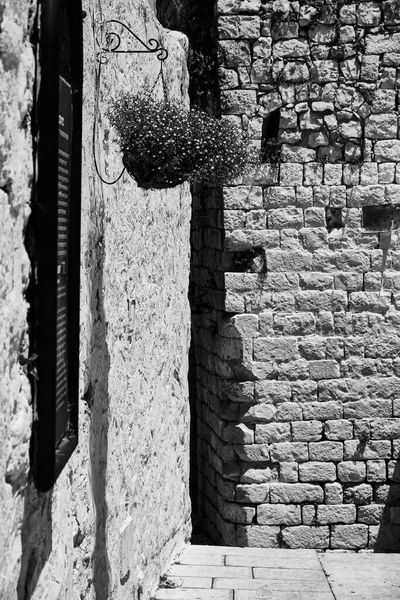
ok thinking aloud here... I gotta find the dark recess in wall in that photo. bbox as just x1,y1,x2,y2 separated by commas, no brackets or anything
363,206,400,231
156,0,219,113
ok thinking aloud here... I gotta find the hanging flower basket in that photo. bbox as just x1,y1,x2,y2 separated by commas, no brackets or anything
108,92,255,189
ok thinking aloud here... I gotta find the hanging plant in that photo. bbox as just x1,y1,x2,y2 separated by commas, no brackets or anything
107,91,255,189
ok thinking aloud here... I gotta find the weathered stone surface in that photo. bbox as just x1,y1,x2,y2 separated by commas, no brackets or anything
299,462,336,483
331,525,368,550
258,504,301,525
220,90,257,114
338,461,366,483
218,40,252,66
2,2,193,598
237,525,280,547
194,0,400,552
270,483,324,504
281,525,330,549
374,140,400,162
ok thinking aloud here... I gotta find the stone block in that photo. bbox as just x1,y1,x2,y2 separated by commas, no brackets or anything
318,505,356,525
220,381,254,404
273,313,315,336
361,54,380,81
296,186,313,208
310,60,339,83
371,89,396,113
241,466,279,484
237,525,280,547
219,499,256,524
281,525,329,549
240,404,276,423
256,333,299,360
270,483,324,504
294,291,347,312
268,207,304,229
280,462,298,483
218,15,261,39
371,418,400,439
325,482,343,505
343,399,392,419
257,504,301,526
299,462,336,482
347,185,386,207
269,442,309,462
304,207,326,227
357,2,382,26
273,39,310,58
388,460,400,481
276,403,303,422
218,40,251,67
331,524,368,550
280,145,316,163
292,421,322,442
309,441,343,462
255,380,292,404
253,37,273,59
217,0,260,14
324,420,353,441
365,32,400,54
267,249,313,271
338,461,366,483
255,423,291,444
272,21,299,40
343,484,373,505
221,90,257,114
222,423,254,444
263,186,295,208
309,360,340,380
344,440,392,460
223,185,263,209
365,114,398,139
358,504,385,525
366,460,387,483
374,140,400,162
236,483,270,504
234,443,270,463
303,402,342,421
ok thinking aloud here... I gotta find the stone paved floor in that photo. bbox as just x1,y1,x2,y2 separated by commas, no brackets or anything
153,545,400,600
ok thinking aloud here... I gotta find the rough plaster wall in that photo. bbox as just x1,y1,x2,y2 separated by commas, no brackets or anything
191,0,400,551
1,1,191,598
0,0,35,596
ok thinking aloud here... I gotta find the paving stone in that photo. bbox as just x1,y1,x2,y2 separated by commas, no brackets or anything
253,567,327,582
176,555,225,566
213,578,330,591
225,555,321,569
235,592,333,600
167,565,252,579
154,591,232,600
167,577,213,589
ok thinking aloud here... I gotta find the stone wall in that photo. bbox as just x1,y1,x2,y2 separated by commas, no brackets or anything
1,1,192,598
0,0,35,593
192,0,400,550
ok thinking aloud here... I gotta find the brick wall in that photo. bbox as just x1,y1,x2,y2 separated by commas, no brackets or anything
191,0,400,550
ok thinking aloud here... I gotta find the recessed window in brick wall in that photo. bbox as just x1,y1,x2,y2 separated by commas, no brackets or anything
326,207,343,233
362,206,400,231
261,109,280,163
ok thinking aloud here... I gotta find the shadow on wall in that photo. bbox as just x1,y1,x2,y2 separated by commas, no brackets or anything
375,457,400,552
17,486,53,600
84,182,111,598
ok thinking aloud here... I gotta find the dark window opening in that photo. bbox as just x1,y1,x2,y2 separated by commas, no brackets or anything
261,109,281,163
326,207,343,233
362,206,400,231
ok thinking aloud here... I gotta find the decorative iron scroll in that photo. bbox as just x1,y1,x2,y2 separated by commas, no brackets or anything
96,19,168,62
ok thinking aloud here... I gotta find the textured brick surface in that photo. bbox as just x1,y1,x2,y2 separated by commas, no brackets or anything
192,0,400,551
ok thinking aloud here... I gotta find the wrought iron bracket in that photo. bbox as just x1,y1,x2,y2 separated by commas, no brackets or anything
95,19,168,63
